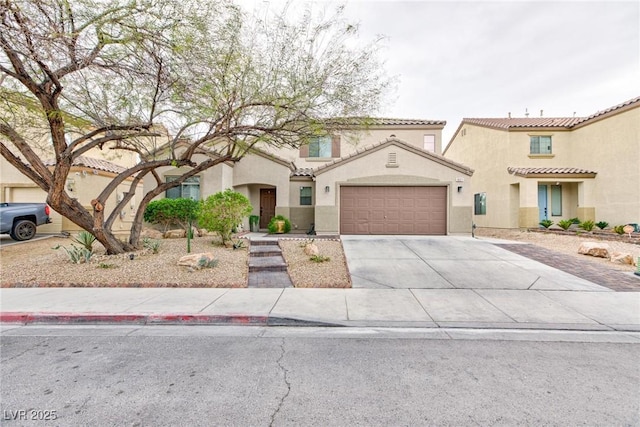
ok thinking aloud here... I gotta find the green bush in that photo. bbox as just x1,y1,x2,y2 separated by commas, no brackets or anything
569,217,581,224
539,219,553,229
579,220,595,232
595,221,609,230
267,215,292,234
71,231,96,251
613,225,626,235
198,189,253,245
144,198,200,232
557,219,573,230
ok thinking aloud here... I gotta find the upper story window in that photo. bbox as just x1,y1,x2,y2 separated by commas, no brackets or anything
166,176,200,200
309,136,332,157
530,135,552,155
423,134,436,152
300,135,341,158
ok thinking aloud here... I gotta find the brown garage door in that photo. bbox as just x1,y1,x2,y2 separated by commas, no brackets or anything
340,186,447,235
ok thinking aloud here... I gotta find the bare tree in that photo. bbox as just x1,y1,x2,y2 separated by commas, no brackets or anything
0,0,390,254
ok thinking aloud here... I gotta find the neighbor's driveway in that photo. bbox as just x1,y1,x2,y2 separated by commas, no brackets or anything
341,235,609,291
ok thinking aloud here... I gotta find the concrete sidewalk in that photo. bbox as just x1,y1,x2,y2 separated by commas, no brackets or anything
2,287,639,331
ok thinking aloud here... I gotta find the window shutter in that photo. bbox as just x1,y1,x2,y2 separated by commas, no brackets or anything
331,135,341,158
300,144,309,158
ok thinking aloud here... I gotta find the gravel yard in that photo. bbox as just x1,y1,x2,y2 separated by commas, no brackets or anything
1,228,637,288
0,235,248,287
279,238,351,288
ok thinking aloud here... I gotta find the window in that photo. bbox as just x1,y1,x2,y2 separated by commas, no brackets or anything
300,186,312,206
530,135,552,154
423,134,436,152
166,176,200,200
474,192,486,215
551,185,562,216
309,136,332,158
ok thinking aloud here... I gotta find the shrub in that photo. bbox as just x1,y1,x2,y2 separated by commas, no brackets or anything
569,217,581,224
310,254,330,263
557,219,573,230
613,225,626,235
595,221,609,230
144,198,200,232
53,244,93,264
267,215,292,234
71,231,96,251
142,237,161,254
579,220,595,232
198,189,253,245
197,256,219,269
539,219,553,229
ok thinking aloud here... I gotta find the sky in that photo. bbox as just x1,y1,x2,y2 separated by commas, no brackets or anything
248,0,639,146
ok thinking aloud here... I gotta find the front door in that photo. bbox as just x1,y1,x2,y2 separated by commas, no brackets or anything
538,185,548,221
260,189,276,228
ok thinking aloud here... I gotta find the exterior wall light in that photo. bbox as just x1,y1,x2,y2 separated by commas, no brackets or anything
325,186,330,193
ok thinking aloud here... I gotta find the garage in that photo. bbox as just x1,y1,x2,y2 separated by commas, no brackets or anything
340,186,447,235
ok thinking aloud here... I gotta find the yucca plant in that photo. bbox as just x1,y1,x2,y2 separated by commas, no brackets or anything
539,219,553,229
595,221,609,230
579,220,595,232
71,231,96,251
557,219,573,230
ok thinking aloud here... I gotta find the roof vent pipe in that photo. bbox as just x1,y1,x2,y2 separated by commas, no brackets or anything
525,108,529,118
540,109,543,117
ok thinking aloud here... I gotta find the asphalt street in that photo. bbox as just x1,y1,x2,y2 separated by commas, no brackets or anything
1,326,639,426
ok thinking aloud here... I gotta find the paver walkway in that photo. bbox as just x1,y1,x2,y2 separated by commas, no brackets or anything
497,243,640,292
247,239,293,288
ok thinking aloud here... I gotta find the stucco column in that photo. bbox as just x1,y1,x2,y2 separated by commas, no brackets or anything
577,180,596,221
518,179,539,228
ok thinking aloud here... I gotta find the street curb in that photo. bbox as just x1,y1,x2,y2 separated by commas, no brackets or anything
0,312,270,326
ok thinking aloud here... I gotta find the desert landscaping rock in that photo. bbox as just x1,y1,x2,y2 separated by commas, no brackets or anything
177,252,217,269
164,229,186,238
610,252,634,266
578,242,611,259
303,243,319,256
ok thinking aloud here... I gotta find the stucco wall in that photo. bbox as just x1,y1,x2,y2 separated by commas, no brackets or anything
313,143,473,234
444,106,639,228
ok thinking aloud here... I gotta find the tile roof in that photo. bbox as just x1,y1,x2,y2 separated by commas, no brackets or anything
507,167,597,177
461,96,640,131
329,117,446,126
290,168,314,178
44,156,128,174
463,117,580,129
572,96,640,126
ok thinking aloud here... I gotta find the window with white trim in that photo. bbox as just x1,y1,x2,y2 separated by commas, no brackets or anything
530,135,552,154
166,176,200,200
423,134,436,152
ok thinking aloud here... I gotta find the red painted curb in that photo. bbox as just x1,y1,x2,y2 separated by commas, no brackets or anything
0,312,269,325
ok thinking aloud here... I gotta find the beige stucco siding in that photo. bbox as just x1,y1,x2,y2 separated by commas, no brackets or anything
314,143,473,234
444,104,640,228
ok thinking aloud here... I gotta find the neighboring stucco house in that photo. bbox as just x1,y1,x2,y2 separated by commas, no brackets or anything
1,131,150,235
146,119,475,235
443,96,640,229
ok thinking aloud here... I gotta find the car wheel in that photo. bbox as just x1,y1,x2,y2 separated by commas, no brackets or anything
10,220,37,241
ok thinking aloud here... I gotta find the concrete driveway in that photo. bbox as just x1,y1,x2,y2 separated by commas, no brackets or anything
341,235,609,291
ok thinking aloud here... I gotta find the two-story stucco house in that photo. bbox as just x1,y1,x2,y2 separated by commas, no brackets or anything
147,119,475,235
443,96,640,229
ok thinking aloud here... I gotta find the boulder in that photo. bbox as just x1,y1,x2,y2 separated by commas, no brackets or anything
164,229,186,239
578,242,610,259
304,243,319,256
177,252,216,269
610,252,634,265
141,228,163,239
